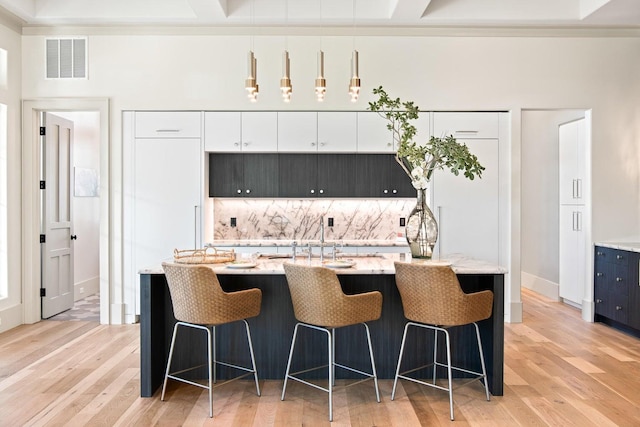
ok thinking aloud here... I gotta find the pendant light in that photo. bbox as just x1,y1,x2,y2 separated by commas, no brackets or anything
245,0,258,102
280,0,292,102
315,0,326,102
348,0,360,102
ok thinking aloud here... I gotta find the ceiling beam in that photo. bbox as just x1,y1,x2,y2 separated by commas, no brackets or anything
389,0,431,20
579,0,611,19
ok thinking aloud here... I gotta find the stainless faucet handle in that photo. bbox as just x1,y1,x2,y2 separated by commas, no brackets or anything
291,241,297,261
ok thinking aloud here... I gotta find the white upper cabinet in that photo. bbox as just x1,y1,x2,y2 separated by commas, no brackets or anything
134,111,201,138
357,112,394,152
357,111,429,152
318,112,357,152
433,112,499,139
559,118,586,205
241,112,278,152
204,112,241,152
277,112,318,152
205,112,278,152
277,112,358,152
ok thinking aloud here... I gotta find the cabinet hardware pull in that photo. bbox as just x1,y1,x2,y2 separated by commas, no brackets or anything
245,189,251,194
155,129,180,133
597,251,603,256
616,277,623,282
616,305,623,311
234,142,240,146
572,179,577,199
311,142,316,146
596,272,603,277
386,142,392,146
392,189,397,194
617,255,623,260
576,179,582,199
455,130,479,134
383,189,389,194
243,142,249,146
319,189,324,194
319,142,326,146
596,299,603,303
236,189,242,194
310,189,315,194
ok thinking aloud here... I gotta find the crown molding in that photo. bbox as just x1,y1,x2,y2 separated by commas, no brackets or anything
0,6,23,34
18,24,640,38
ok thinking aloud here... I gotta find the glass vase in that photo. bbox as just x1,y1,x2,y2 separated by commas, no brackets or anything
405,188,438,259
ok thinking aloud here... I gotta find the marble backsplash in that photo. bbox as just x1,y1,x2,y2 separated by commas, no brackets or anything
212,199,414,241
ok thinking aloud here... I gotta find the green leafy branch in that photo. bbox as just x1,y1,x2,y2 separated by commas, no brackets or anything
368,86,484,182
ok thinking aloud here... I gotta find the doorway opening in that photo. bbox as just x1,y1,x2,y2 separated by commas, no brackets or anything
520,109,593,322
22,99,109,325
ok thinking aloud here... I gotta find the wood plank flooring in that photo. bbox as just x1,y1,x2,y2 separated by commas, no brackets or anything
2,289,640,426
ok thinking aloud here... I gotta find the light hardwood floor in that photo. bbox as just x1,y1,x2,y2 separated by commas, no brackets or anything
2,289,640,426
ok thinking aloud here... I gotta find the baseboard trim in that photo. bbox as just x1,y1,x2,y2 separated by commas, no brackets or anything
74,276,100,301
521,271,559,301
0,303,23,333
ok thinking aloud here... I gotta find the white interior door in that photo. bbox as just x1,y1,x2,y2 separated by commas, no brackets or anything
41,112,75,319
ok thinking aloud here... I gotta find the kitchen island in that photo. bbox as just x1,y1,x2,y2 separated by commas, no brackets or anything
140,253,506,398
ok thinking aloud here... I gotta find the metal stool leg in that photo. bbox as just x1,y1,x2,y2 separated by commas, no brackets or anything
281,323,300,401
161,322,180,402
391,322,411,400
444,329,454,421
473,322,491,401
212,326,216,384
243,319,261,396
363,323,380,403
327,327,333,422
206,326,213,418
433,329,439,385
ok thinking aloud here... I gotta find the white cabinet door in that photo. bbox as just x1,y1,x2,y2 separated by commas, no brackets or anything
432,112,499,139
432,138,500,263
559,119,586,205
278,112,318,152
204,112,241,152
357,112,394,152
318,112,357,152
242,112,278,152
559,205,586,305
134,111,201,138
133,138,201,311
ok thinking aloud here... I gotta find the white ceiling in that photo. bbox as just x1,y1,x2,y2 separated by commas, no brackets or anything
1,0,639,28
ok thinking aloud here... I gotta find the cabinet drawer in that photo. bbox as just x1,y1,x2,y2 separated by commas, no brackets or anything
595,246,629,266
135,112,201,138
432,112,499,139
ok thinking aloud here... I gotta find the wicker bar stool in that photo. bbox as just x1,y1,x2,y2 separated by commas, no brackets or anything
392,261,493,421
161,262,262,418
281,263,382,422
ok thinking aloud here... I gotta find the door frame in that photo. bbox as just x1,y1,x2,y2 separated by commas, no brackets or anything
22,98,110,324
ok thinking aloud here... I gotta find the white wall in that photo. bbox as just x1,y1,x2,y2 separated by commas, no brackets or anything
57,111,100,301
521,109,586,299
0,20,21,333
14,28,640,324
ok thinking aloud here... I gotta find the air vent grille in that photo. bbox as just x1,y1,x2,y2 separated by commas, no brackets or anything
45,38,87,79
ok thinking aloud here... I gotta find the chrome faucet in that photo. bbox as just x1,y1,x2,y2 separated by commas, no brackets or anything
291,240,297,261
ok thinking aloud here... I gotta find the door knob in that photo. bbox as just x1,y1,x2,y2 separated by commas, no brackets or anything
70,235,77,240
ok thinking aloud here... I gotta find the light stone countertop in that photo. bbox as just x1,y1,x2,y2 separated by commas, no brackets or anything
140,253,507,276
595,242,640,253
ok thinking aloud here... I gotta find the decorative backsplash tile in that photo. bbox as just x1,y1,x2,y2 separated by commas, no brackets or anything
212,199,414,241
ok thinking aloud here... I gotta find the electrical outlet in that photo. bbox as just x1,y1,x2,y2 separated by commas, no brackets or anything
400,217,406,227
328,217,334,227
230,217,237,227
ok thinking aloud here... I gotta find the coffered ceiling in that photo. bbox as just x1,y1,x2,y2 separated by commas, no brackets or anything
1,0,639,28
